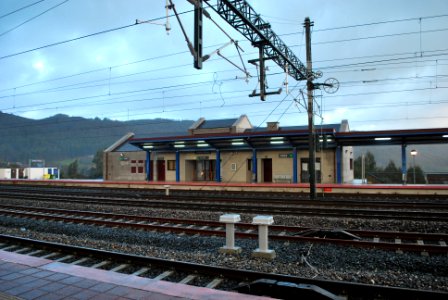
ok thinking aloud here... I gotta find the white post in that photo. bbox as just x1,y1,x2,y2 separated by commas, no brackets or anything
164,185,170,196
219,214,241,254
252,215,275,259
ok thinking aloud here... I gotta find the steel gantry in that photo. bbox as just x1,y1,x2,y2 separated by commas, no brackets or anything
176,0,331,199
204,0,314,81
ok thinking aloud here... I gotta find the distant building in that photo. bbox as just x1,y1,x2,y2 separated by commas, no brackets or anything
103,115,354,184
0,167,59,180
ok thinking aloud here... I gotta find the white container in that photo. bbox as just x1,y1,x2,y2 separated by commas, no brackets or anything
0,168,11,179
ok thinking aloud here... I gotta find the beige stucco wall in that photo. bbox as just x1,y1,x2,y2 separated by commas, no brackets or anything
221,152,251,183
104,151,147,181
105,147,351,184
316,149,336,184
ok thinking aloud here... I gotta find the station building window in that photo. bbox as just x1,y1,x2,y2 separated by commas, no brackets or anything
167,160,176,171
130,159,146,174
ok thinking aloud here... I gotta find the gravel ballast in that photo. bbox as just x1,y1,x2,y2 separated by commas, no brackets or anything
0,210,447,293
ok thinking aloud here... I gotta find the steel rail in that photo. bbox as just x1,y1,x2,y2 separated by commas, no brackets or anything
1,205,446,254
2,184,448,204
1,191,447,221
1,204,447,241
1,185,448,208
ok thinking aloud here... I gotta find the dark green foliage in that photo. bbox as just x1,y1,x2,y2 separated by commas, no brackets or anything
354,151,377,178
89,150,103,179
407,166,426,184
355,151,426,183
66,160,79,179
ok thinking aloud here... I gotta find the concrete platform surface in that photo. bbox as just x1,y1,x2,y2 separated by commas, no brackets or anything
0,250,273,300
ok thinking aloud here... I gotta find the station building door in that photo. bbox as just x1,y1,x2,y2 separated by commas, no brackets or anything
193,159,216,181
156,160,165,181
262,158,272,183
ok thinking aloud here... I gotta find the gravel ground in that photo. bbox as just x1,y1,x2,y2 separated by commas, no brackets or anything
0,211,447,293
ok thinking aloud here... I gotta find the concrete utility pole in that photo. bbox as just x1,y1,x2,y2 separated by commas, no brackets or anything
304,17,317,200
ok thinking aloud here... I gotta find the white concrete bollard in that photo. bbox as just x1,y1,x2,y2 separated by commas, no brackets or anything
252,215,276,259
164,185,170,196
219,214,242,254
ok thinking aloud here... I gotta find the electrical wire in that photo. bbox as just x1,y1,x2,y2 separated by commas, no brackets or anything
0,0,69,38
0,8,195,61
0,4,447,136
276,14,448,35
0,0,46,20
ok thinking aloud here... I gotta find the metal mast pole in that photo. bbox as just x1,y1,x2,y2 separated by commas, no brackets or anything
305,17,316,200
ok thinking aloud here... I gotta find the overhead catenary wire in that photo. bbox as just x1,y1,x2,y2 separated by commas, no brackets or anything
0,0,47,20
0,4,446,134
1,46,446,101
0,11,441,92
274,13,448,34
0,0,69,38
2,94,447,139
2,30,447,98
0,8,196,61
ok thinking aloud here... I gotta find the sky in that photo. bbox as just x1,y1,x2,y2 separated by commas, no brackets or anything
0,0,447,131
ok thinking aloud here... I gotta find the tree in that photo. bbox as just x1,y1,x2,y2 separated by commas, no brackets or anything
89,150,104,178
67,160,79,178
354,151,377,178
383,160,401,183
408,166,426,184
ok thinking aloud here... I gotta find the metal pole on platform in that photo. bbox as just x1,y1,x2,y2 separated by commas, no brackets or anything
410,149,418,184
305,17,316,200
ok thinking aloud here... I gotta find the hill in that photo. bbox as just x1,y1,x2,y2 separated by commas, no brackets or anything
0,112,193,166
1,112,446,175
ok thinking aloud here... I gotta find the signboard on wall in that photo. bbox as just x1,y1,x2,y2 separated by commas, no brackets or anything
278,153,293,158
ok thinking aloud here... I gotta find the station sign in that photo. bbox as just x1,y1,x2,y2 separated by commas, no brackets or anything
279,153,293,158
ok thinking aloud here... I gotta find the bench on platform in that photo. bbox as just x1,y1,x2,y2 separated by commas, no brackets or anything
273,174,292,183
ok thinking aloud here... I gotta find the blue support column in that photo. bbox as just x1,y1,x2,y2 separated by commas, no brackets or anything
252,149,257,183
175,151,180,182
401,144,407,185
292,147,298,183
215,150,221,182
146,151,151,181
336,146,342,184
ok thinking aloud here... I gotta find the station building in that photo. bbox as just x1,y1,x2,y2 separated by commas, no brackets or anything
103,115,354,184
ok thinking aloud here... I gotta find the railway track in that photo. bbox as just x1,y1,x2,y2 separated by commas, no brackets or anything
1,184,448,208
0,234,446,300
1,189,447,221
1,204,446,255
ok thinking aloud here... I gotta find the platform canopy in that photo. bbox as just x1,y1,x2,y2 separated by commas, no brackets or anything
129,127,448,152
335,128,448,146
130,127,337,152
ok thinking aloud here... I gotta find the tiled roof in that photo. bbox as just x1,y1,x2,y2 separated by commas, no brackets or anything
250,123,341,132
198,118,238,129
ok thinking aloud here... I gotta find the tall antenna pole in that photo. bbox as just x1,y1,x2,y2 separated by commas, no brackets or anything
304,17,317,200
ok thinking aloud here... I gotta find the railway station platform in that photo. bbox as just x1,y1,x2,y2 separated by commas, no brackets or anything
2,178,448,196
0,250,271,300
